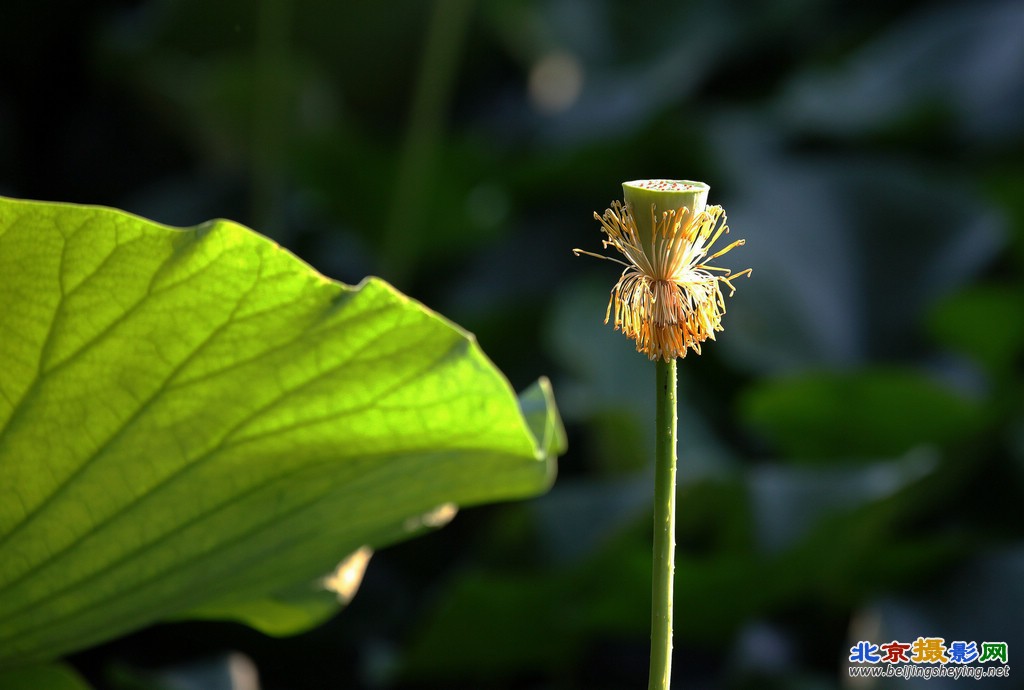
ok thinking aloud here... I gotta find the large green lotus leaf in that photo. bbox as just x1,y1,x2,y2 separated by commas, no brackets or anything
0,196,562,667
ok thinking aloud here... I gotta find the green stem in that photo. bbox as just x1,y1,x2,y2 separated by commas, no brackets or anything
649,358,677,690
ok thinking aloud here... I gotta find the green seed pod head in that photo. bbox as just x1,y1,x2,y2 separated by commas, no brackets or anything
622,179,709,245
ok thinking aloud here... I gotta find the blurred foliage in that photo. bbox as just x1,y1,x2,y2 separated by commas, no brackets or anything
741,369,984,461
0,663,93,690
1,0,1022,688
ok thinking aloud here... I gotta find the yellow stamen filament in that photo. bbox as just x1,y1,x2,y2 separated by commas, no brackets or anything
575,200,751,361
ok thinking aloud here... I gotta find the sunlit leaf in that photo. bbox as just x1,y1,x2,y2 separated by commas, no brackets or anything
0,197,563,667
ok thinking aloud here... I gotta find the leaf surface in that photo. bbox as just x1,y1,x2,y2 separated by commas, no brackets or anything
0,197,562,666
0,664,93,690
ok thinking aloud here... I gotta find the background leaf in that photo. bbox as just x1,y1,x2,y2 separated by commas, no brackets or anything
740,369,984,461
0,663,94,690
0,197,562,667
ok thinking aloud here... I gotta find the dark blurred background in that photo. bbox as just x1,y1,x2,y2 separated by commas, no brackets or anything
3,0,1023,688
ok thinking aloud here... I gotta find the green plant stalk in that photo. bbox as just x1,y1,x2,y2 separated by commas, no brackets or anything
649,358,678,690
